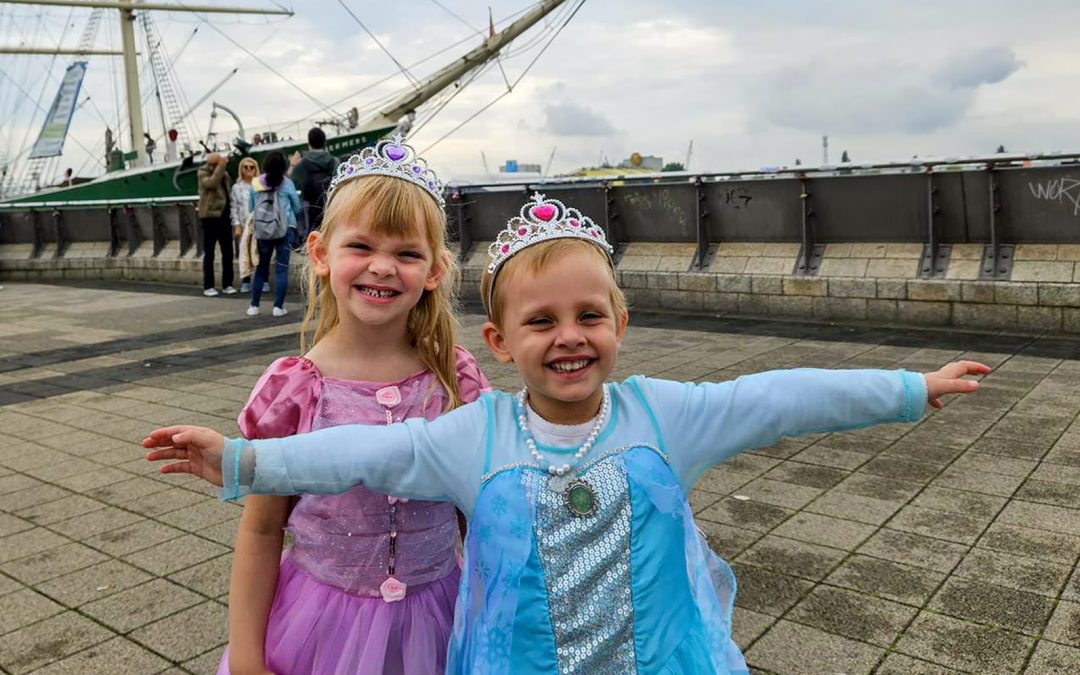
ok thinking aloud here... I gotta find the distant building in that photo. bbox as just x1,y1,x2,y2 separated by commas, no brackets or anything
618,153,663,171
500,160,541,173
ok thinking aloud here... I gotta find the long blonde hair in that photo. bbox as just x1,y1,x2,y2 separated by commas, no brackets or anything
300,175,464,410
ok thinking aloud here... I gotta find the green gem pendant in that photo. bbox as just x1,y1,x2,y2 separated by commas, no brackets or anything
564,479,598,517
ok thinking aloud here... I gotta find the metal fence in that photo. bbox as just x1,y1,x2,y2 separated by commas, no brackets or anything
5,153,1080,281
0,197,202,259
449,154,1080,280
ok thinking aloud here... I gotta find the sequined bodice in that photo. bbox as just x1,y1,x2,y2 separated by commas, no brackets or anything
529,455,636,674
286,371,459,595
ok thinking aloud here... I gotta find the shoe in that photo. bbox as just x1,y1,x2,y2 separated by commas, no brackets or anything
203,288,219,297
272,306,288,317
246,305,259,316
223,286,237,295
262,283,270,292
240,282,251,293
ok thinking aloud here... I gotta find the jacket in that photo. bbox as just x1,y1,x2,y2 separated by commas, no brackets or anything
197,161,232,218
290,150,339,203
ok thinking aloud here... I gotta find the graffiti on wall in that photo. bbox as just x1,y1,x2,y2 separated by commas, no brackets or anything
1028,178,1080,216
622,189,689,229
717,187,753,210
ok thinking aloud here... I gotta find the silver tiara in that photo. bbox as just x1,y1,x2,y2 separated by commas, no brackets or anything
485,193,614,309
326,134,444,207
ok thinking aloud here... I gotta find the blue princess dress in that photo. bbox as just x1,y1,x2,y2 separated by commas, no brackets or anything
226,368,927,675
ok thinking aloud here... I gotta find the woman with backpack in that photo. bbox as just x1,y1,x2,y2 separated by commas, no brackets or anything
248,151,302,317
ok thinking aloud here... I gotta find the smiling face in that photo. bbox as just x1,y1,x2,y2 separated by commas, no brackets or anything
309,202,444,335
482,240,628,424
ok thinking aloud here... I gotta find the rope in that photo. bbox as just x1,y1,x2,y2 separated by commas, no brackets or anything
427,0,479,33
335,0,419,89
176,4,339,119
419,0,587,155
282,3,536,129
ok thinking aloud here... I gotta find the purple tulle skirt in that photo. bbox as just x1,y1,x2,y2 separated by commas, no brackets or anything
218,554,459,675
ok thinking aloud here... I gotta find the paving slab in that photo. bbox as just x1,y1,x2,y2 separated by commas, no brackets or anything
895,611,1035,674
4,280,1080,673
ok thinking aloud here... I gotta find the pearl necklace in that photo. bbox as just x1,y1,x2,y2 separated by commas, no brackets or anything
515,385,611,477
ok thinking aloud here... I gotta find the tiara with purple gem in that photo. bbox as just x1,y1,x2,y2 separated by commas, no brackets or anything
326,134,444,207
485,193,614,308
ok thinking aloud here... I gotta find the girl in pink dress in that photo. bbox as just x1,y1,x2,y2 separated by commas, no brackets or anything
220,137,489,675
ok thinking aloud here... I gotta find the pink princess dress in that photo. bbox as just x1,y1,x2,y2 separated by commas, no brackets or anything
218,346,490,675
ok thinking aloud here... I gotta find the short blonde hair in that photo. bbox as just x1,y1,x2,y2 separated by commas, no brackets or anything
301,175,464,410
481,237,626,328
238,157,259,179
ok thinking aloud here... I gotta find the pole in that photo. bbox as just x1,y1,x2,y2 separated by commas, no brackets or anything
119,1,145,167
0,47,124,55
0,0,291,15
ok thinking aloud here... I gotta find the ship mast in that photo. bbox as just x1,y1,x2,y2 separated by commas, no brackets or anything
1,0,292,167
369,0,570,128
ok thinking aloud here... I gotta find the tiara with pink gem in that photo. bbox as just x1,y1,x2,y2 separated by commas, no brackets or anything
485,193,614,307
326,134,444,207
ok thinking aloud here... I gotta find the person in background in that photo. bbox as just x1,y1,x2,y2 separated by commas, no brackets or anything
144,133,157,164
247,151,301,317
197,152,235,297
231,157,267,295
289,127,339,241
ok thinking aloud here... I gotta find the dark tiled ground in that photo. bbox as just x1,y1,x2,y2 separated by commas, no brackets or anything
0,281,1079,674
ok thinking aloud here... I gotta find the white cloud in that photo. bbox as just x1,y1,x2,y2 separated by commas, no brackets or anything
4,0,1080,184
750,46,1023,136
543,102,614,136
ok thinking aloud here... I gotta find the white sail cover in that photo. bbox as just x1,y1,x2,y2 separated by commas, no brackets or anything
29,61,87,159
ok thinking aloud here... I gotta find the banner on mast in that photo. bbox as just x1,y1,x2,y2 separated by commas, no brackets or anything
29,61,87,159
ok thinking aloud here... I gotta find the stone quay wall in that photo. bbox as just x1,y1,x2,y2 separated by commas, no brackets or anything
6,239,1080,333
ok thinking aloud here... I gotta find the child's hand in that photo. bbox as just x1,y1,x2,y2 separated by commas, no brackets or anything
923,360,991,409
143,426,227,486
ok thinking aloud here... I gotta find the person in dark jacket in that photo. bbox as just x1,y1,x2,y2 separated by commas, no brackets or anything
288,127,339,239
197,153,235,296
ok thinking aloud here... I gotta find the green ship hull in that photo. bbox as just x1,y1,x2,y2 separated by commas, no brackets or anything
3,125,395,207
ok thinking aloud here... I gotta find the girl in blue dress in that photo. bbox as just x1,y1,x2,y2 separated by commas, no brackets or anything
145,193,988,675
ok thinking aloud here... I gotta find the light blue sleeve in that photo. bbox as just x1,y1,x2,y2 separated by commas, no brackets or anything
226,396,491,512
632,369,926,489
282,179,301,225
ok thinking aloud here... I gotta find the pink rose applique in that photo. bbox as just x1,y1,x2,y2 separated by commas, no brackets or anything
376,386,401,407
380,576,407,602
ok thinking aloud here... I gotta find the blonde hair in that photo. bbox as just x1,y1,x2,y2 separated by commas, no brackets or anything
238,157,259,182
481,238,627,329
300,175,464,410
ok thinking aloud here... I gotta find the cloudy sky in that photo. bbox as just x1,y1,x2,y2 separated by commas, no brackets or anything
3,0,1080,183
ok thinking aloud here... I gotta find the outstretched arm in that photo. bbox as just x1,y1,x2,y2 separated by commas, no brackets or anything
636,361,988,488
144,399,488,507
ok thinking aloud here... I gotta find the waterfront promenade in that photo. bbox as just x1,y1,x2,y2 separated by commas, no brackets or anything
0,281,1078,674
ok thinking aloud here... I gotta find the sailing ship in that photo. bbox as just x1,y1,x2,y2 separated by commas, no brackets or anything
0,0,575,206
